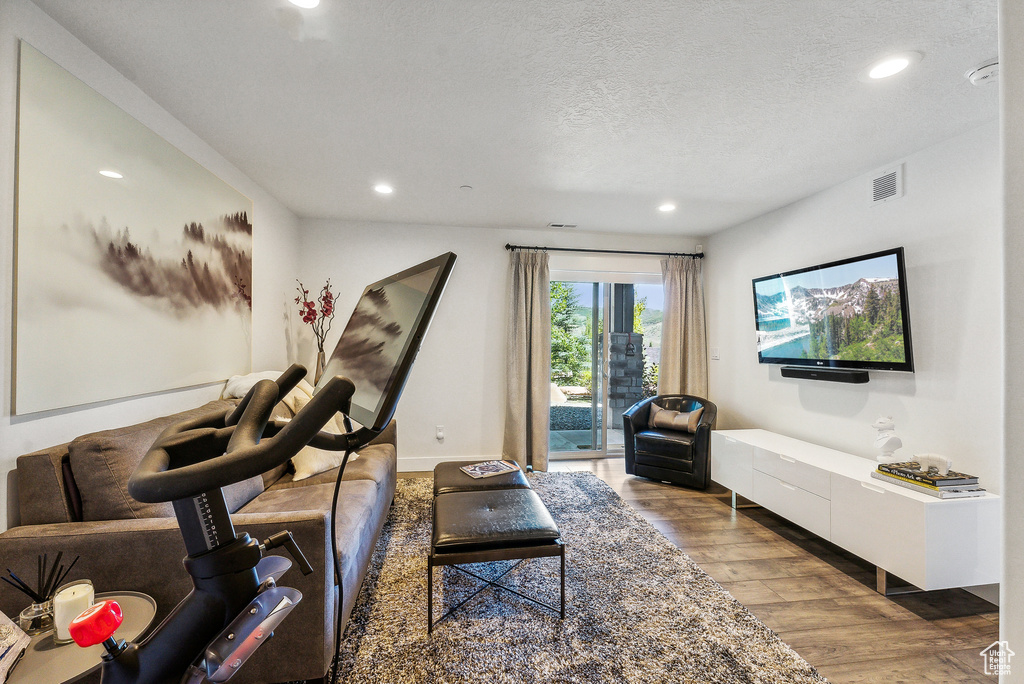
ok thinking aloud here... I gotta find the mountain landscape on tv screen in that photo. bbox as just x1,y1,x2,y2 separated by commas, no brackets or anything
757,277,906,362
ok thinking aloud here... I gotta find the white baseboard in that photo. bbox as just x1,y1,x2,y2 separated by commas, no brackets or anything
397,455,488,472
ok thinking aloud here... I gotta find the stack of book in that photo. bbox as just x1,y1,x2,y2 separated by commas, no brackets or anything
871,461,985,499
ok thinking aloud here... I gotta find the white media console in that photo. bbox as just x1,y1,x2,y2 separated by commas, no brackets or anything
710,429,1001,594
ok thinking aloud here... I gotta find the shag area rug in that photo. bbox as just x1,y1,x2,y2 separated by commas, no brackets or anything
327,472,827,684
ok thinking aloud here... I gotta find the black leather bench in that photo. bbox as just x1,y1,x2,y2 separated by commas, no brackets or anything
428,462,565,633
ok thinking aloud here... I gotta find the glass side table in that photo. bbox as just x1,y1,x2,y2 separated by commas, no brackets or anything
7,591,156,684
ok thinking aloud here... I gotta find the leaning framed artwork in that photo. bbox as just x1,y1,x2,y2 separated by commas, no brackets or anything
14,42,253,414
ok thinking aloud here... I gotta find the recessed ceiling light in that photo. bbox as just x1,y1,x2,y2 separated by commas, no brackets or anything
374,184,394,195
659,203,676,212
288,0,320,8
860,52,922,82
870,58,909,79
99,170,123,179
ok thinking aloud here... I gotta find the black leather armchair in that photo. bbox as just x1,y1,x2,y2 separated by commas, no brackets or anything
622,395,717,490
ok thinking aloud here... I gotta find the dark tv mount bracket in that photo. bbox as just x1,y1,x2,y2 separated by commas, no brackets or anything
780,366,869,384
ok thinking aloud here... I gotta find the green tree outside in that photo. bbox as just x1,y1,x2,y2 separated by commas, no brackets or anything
550,282,589,387
633,296,647,335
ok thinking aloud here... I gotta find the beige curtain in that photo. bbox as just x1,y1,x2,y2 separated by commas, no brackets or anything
658,255,709,397
503,249,551,471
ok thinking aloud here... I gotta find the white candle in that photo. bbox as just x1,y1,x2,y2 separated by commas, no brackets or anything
53,580,94,644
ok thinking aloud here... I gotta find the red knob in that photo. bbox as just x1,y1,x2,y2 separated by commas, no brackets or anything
69,600,123,647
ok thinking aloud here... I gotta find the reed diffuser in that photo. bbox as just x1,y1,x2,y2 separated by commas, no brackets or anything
2,552,80,636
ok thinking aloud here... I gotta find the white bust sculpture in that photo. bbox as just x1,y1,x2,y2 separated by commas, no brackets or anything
872,416,903,463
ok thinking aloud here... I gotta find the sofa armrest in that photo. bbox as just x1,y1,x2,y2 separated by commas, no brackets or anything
366,418,397,449
0,517,187,621
0,511,335,682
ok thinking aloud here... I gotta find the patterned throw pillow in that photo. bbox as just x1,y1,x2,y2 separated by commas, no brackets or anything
648,402,705,433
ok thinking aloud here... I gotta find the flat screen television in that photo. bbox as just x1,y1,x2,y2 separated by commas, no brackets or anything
314,252,457,429
752,247,914,372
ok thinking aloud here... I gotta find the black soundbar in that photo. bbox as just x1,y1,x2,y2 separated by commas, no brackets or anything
780,366,869,384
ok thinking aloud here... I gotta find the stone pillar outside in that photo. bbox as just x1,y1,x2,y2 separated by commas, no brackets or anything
608,331,644,414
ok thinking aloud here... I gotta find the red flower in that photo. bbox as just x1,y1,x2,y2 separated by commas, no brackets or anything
295,278,337,361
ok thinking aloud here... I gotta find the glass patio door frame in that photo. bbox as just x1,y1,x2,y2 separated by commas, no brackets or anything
550,282,614,460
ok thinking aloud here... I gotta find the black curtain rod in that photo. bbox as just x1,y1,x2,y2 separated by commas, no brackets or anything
504,243,704,258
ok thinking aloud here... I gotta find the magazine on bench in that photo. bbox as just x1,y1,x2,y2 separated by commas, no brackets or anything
460,460,521,479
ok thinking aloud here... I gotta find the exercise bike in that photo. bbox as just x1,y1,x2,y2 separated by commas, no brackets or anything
68,251,457,683
68,364,378,684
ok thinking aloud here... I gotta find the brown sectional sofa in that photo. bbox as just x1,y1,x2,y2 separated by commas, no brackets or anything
0,399,397,683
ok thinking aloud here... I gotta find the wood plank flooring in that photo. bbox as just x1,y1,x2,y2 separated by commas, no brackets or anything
544,458,1000,683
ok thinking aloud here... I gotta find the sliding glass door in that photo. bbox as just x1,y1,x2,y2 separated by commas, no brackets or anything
549,280,662,458
549,281,607,455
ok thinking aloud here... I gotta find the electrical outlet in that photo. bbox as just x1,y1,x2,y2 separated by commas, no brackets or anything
435,425,445,441
710,347,720,361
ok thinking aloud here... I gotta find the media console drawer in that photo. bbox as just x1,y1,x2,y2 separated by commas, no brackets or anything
751,470,831,541
830,473,1000,590
752,447,831,499
830,475,925,584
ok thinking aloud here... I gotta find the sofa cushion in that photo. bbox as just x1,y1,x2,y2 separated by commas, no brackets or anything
292,447,355,482
61,456,83,522
16,447,75,526
68,400,264,521
238,479,380,593
260,402,297,488
268,442,395,490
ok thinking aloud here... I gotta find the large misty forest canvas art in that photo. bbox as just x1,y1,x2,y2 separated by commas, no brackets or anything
14,43,252,413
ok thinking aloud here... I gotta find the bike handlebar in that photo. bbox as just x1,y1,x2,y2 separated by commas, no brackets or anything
128,365,358,504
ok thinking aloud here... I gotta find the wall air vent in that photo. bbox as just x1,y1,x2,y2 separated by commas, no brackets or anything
546,223,577,229
871,164,903,205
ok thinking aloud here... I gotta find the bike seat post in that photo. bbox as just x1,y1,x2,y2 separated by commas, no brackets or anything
172,489,236,557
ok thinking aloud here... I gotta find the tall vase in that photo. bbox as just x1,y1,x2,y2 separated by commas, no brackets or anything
314,350,326,385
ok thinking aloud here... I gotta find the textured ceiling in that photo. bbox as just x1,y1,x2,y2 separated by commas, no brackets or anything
30,0,999,235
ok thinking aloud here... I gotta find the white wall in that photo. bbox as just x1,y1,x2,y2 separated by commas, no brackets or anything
299,219,694,470
1000,0,1024,677
705,122,1002,603
704,120,999,479
705,121,1002,490
0,0,300,530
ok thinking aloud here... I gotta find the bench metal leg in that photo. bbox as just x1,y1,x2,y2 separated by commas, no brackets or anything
427,556,433,634
428,554,566,633
560,545,565,619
